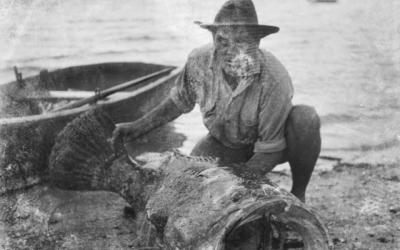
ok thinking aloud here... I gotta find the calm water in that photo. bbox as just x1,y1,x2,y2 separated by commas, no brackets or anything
1,0,399,156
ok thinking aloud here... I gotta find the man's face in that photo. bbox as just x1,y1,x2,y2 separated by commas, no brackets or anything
213,26,260,77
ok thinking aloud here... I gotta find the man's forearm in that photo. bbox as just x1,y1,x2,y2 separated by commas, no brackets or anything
121,96,183,138
246,151,283,174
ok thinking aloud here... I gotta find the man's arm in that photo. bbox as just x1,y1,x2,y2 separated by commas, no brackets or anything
246,151,283,174
244,64,293,175
111,58,197,149
111,96,183,149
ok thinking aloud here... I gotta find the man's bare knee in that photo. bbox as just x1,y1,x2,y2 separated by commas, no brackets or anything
288,105,320,131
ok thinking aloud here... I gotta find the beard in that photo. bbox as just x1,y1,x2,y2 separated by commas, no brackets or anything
217,50,258,78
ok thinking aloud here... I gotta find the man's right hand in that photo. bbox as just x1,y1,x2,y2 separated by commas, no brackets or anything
109,97,183,152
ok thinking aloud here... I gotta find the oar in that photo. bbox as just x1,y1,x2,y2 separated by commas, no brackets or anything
28,90,132,102
53,67,176,111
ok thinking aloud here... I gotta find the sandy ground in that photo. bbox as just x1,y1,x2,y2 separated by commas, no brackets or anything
270,147,400,250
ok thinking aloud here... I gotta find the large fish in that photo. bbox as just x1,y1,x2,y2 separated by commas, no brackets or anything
47,109,332,249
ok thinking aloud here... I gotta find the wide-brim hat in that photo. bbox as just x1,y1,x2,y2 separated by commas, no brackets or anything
195,0,279,38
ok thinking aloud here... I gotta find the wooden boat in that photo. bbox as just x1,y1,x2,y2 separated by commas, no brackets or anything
0,62,180,194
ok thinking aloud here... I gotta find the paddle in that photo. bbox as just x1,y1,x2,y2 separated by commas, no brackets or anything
28,90,133,102
53,67,176,111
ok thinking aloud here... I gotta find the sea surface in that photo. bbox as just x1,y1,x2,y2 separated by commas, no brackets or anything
1,0,399,157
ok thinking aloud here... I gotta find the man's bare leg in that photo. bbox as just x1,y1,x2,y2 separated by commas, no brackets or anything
285,105,321,202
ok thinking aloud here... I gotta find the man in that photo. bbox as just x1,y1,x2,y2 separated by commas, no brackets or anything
112,0,321,202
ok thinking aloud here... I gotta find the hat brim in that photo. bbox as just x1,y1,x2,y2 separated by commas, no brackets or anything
195,21,279,38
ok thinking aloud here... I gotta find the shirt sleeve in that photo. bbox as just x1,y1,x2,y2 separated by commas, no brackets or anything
254,78,293,153
169,62,196,113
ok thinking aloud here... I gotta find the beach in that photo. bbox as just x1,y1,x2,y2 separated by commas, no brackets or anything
1,0,400,249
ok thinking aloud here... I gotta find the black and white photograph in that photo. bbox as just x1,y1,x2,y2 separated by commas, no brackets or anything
0,0,399,249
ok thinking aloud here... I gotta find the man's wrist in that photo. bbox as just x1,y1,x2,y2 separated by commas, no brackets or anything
116,121,139,138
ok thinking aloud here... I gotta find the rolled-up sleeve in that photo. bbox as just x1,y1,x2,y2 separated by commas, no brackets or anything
254,79,293,153
169,63,196,113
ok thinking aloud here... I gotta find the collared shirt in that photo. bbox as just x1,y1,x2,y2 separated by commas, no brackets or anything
170,44,294,153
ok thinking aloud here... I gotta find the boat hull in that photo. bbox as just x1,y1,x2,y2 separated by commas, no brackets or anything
0,62,179,194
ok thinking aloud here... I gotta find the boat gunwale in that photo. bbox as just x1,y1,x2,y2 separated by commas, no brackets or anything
1,61,173,87
0,68,181,126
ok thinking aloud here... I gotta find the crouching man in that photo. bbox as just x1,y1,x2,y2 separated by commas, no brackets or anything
112,0,321,202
